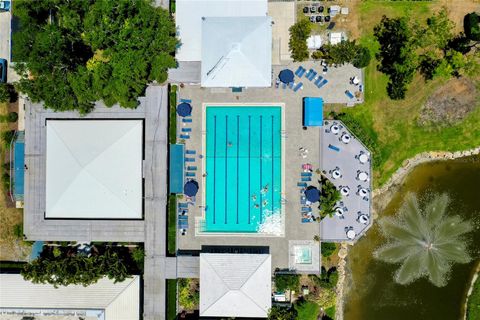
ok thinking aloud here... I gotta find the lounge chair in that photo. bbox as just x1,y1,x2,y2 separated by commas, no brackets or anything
178,203,188,208
297,182,308,187
182,118,192,123
298,67,306,77
293,82,303,92
328,144,340,152
314,76,324,86
301,218,312,223
301,177,311,182
295,66,306,77
282,82,287,89
288,82,294,89
187,166,197,171
180,134,190,139
305,69,313,79
345,90,354,99
317,79,328,88
301,207,312,212
186,150,196,155
182,128,192,132
180,99,192,103
309,70,318,81
186,172,195,177
185,157,195,162
301,172,312,176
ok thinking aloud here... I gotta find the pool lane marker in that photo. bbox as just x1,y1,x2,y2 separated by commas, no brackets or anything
213,116,217,225
259,115,263,224
236,115,240,225
271,115,275,213
225,115,228,225
248,115,251,225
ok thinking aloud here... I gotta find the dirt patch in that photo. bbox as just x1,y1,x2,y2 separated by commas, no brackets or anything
436,0,480,33
418,77,478,126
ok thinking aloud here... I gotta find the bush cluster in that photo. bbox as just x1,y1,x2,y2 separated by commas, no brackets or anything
289,19,312,62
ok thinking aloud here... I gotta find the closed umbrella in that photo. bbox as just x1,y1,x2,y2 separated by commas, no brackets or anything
279,69,294,84
176,102,192,117
304,186,320,203
184,180,199,196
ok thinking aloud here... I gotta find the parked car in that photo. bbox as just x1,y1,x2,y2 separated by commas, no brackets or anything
303,6,309,14
325,15,331,22
0,59,7,83
309,15,316,23
318,6,324,13
0,1,11,12
316,16,323,23
310,6,316,13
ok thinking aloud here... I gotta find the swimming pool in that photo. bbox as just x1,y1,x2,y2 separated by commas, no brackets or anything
205,106,282,233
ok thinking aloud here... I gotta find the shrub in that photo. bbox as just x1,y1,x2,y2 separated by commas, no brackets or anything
321,242,337,258
289,19,311,62
310,267,339,289
274,273,300,292
131,247,145,271
353,46,371,68
13,223,23,239
268,305,298,320
464,12,480,41
319,178,341,220
2,172,10,192
0,83,18,103
178,278,199,311
2,130,15,149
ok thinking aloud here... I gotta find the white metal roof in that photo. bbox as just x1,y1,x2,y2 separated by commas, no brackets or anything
45,120,143,219
201,16,272,87
200,253,272,318
0,274,140,320
175,0,268,62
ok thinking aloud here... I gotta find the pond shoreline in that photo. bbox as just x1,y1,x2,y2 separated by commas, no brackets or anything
337,146,480,320
463,261,480,320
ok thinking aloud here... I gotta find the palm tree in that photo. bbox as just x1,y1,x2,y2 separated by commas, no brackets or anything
375,193,472,287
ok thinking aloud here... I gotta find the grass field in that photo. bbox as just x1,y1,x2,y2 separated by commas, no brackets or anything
166,279,178,320
295,300,320,320
340,0,480,187
467,274,480,320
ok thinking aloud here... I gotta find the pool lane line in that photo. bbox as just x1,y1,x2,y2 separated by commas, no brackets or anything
271,115,274,213
225,115,228,225
213,116,217,225
248,115,251,225
236,115,240,225
259,115,263,224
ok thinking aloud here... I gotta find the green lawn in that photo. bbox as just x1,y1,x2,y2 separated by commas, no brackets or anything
295,300,320,320
167,195,177,256
166,279,178,320
467,275,480,320
325,305,335,319
338,0,480,188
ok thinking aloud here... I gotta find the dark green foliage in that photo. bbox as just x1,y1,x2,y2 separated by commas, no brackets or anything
321,242,337,258
13,0,177,113
166,279,178,320
2,172,10,193
312,40,371,68
274,273,300,292
167,195,176,256
21,245,140,287
2,130,15,149
374,16,417,100
13,223,23,239
331,112,381,168
178,278,199,311
289,19,311,62
319,178,341,220
0,84,17,103
0,112,18,123
131,246,145,272
464,12,480,41
168,85,177,144
309,267,339,289
268,305,298,320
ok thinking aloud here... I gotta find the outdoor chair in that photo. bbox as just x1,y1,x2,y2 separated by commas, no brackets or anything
186,150,196,154
185,157,195,162
182,118,192,123
186,172,195,177
187,166,197,171
180,98,192,103
293,82,303,92
180,134,190,139
181,128,192,132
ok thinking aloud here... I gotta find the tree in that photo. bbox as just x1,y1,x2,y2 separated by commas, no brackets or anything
319,178,341,220
374,16,417,100
464,12,480,41
321,242,337,258
375,193,472,287
274,273,300,292
353,46,371,68
0,84,9,103
289,19,311,62
312,40,371,68
178,278,199,311
268,306,298,320
13,0,177,113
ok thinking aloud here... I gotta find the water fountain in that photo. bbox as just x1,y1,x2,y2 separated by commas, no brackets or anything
374,193,473,287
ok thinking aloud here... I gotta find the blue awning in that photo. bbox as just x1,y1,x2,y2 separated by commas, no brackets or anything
169,144,184,194
13,138,24,199
303,97,323,127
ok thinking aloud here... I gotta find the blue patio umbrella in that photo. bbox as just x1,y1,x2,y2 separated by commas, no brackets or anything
279,69,294,84
176,102,192,117
184,180,199,197
305,186,320,203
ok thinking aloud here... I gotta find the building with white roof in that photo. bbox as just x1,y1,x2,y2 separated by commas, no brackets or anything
200,253,272,318
0,274,140,320
45,120,143,219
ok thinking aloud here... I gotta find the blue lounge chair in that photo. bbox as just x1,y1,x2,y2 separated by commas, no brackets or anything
302,218,312,223
186,172,196,177
308,70,318,81
185,157,195,162
328,144,340,152
182,118,192,123
180,134,190,139
301,198,307,205
182,128,192,132
305,69,313,79
298,67,306,77
186,150,196,155
178,203,188,208
301,177,311,182
301,172,312,176
282,82,287,89
314,76,324,86
302,207,312,212
317,79,328,88
295,66,306,77
178,207,188,213
288,82,294,89
345,90,354,99
295,66,303,76
187,166,197,171
293,82,303,92
297,182,307,187
180,99,192,103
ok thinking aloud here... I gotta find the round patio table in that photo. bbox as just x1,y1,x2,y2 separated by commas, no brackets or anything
347,229,356,240
332,169,341,179
341,134,351,144
359,153,369,164
331,124,340,134
358,171,369,182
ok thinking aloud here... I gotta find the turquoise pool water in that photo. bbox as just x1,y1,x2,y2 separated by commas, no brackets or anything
205,106,282,233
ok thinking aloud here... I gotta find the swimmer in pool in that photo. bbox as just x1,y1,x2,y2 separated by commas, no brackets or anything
263,200,268,207
261,184,269,194
251,194,257,201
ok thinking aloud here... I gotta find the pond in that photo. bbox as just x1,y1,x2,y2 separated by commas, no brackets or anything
344,156,480,320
